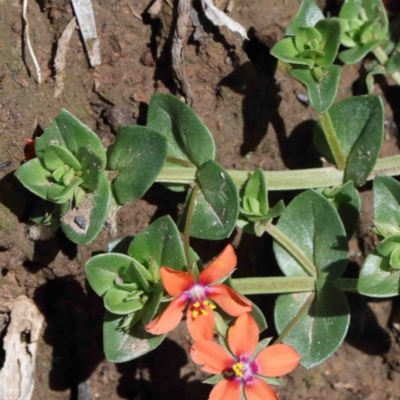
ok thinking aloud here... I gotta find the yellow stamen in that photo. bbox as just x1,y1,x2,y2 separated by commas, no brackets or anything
193,302,200,308
209,304,216,310
203,300,209,306
232,362,244,377
192,310,199,319
201,309,208,316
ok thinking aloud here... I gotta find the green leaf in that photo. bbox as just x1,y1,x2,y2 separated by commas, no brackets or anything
290,65,341,113
255,375,282,386
107,125,167,205
358,176,400,296
358,252,400,297
85,253,139,296
274,281,350,369
202,375,224,385
147,94,215,167
314,19,341,68
270,38,312,66
249,299,268,333
124,260,153,292
314,95,384,187
286,0,324,36
338,40,381,63
142,281,164,326
60,172,111,244
44,144,82,171
321,181,361,238
373,176,400,228
15,158,51,201
242,168,268,215
77,147,104,191
103,311,165,362
35,109,106,166
104,287,144,315
184,161,239,240
273,190,348,280
128,216,187,272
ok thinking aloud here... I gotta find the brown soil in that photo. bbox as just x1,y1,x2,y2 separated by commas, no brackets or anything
1,0,400,399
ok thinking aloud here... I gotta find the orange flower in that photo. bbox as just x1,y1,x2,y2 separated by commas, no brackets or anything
145,245,252,341
190,313,300,400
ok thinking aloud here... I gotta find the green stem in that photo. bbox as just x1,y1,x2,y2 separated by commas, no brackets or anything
232,277,358,295
183,182,200,271
318,111,346,170
273,291,316,345
264,223,317,277
156,155,400,191
372,46,400,86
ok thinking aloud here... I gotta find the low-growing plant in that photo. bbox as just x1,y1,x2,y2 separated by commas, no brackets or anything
14,0,400,398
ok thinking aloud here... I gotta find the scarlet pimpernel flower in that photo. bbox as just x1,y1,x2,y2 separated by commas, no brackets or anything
190,313,300,400
145,245,252,341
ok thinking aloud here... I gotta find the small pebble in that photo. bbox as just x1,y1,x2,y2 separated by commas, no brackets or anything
74,215,87,230
140,50,155,66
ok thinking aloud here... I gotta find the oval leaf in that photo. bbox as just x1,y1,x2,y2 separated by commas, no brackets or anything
373,175,400,227
15,158,51,201
286,0,324,36
85,253,138,296
184,161,239,240
274,281,350,368
128,216,187,274
358,252,400,297
274,190,348,280
314,95,384,187
147,94,215,167
290,65,341,113
103,311,165,363
104,287,144,315
107,125,167,205
60,172,111,244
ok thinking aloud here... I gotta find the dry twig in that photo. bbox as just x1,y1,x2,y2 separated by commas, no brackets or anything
171,0,193,105
22,0,42,84
54,17,77,98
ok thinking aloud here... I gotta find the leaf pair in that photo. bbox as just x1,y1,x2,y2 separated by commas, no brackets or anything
314,95,384,187
273,190,350,368
148,94,239,240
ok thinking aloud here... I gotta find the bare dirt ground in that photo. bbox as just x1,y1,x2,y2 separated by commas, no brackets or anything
1,0,400,399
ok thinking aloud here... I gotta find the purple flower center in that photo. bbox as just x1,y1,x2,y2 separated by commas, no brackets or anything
228,355,259,385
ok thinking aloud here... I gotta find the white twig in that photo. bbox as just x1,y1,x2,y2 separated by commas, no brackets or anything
71,0,101,67
54,17,77,98
22,0,42,84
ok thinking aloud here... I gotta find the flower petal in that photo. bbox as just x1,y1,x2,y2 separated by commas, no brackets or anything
207,284,252,317
209,379,242,400
186,306,215,341
160,267,194,296
198,244,237,285
255,344,300,377
145,295,186,335
190,340,233,375
228,313,259,358
245,378,278,400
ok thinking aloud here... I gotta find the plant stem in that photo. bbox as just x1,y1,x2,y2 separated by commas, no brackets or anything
183,182,200,271
156,154,400,191
318,111,346,170
372,46,400,86
273,292,316,345
264,223,317,277
232,277,358,295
